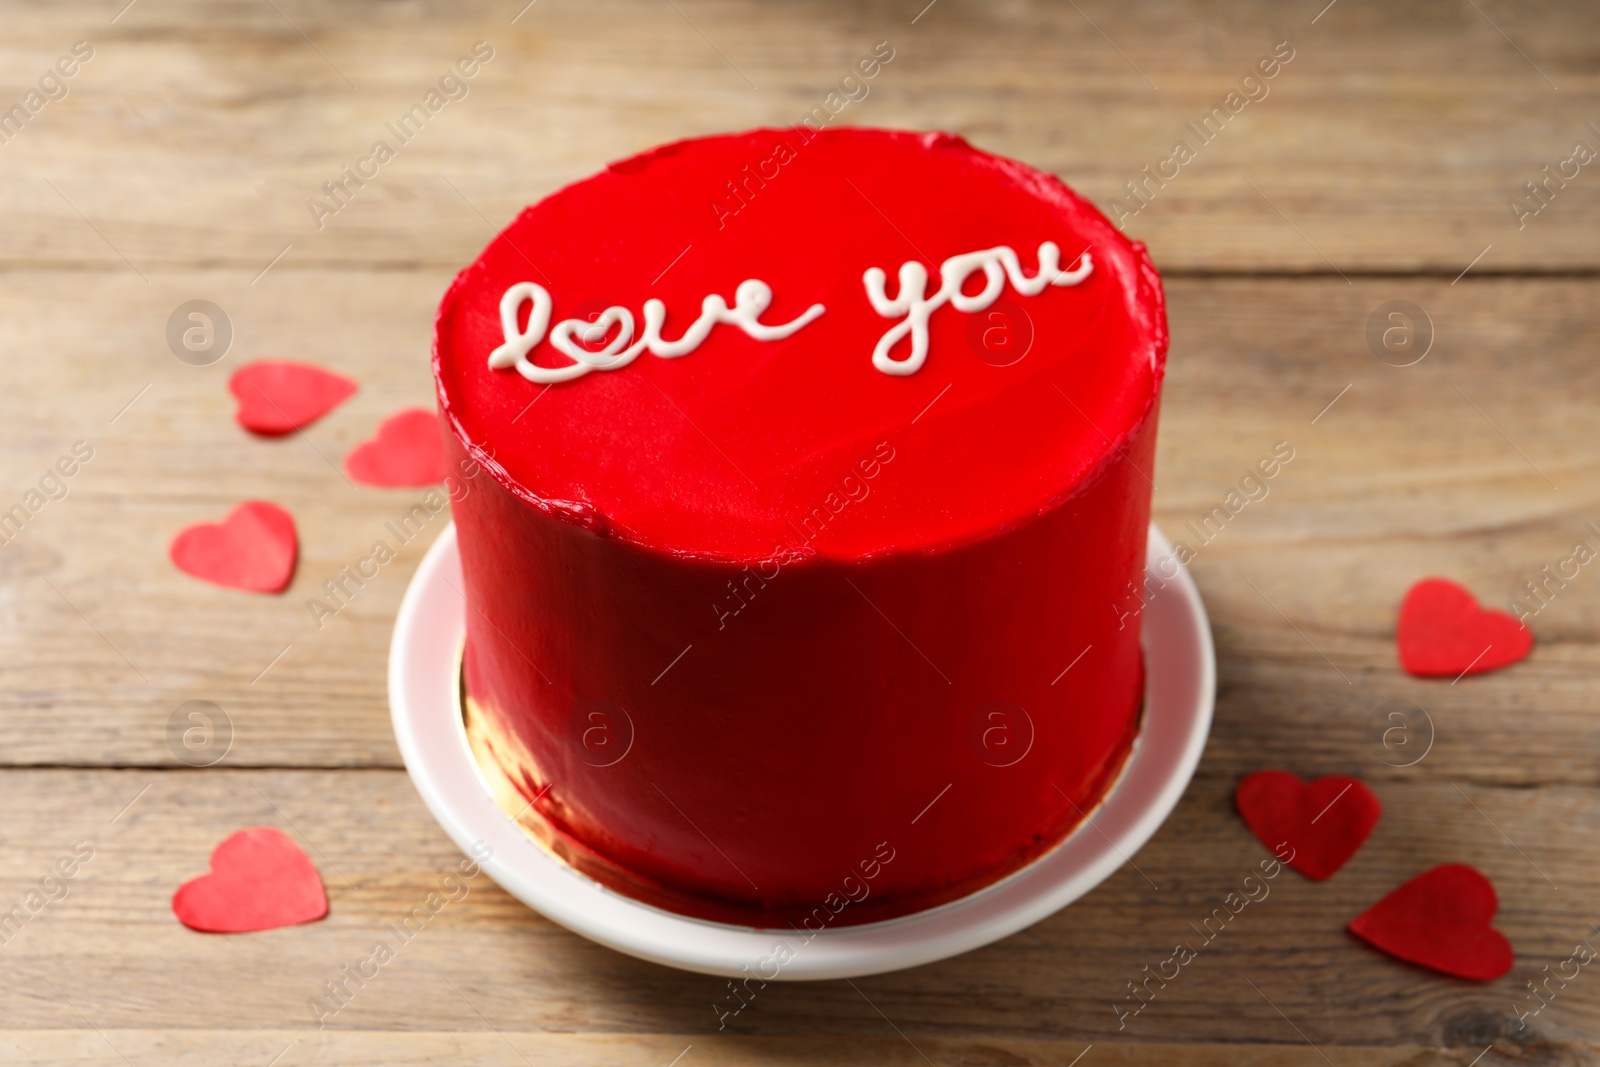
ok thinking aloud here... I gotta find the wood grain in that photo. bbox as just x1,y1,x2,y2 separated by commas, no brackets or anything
0,0,1595,274
1,273,1594,775
0,1032,1543,1067
4,0,1598,1061
0,769,1592,1050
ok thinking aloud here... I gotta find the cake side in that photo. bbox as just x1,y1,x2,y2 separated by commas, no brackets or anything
445,404,1156,920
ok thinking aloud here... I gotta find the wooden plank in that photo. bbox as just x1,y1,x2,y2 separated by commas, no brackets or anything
0,1031,1545,1067
6,0,1596,1058
0,1031,1546,1067
0,272,1595,771
0,0,1595,273
0,768,1591,1047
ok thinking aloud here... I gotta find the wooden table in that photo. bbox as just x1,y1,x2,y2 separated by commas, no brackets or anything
3,0,1596,1062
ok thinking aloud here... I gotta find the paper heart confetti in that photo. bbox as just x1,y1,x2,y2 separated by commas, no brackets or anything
230,360,357,435
169,501,297,593
1348,864,1513,981
1235,770,1381,880
172,827,329,933
1397,578,1532,678
345,408,447,488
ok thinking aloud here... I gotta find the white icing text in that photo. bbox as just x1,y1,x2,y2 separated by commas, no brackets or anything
488,280,825,384
863,242,1092,375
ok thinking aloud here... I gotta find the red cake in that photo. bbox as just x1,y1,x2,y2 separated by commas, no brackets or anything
433,127,1167,926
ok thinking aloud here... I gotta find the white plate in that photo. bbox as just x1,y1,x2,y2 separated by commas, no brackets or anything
389,523,1214,980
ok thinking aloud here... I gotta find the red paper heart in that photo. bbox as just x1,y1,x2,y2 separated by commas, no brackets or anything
230,360,357,435
1349,864,1513,980
172,827,329,933
345,407,447,487
1235,770,1381,880
169,501,297,593
1397,578,1532,678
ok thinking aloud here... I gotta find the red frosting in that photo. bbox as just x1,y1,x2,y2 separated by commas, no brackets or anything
434,127,1167,925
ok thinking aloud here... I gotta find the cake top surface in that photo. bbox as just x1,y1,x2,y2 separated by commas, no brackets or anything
434,127,1166,563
